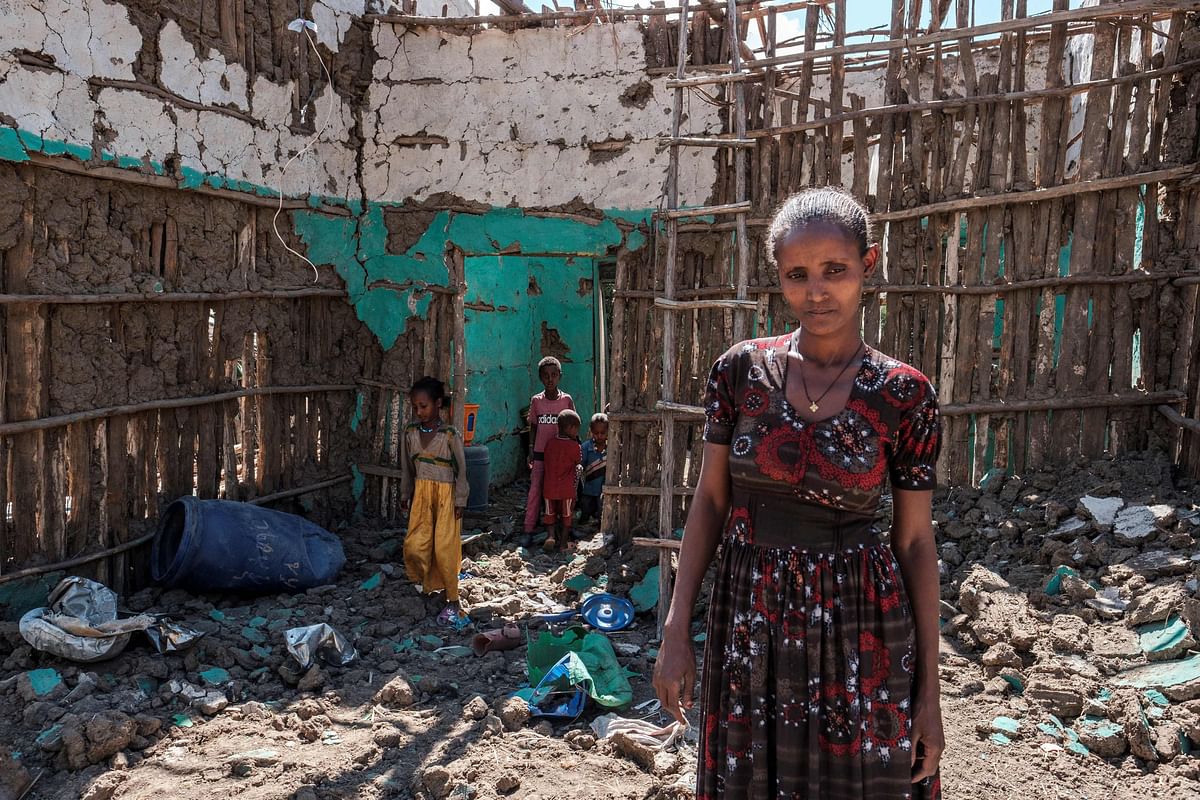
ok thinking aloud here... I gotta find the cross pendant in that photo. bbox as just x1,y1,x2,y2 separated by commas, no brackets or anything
809,402,819,413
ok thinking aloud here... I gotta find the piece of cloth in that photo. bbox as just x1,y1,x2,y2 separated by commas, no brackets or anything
404,479,462,603
543,436,582,500
590,713,685,750
529,391,575,455
399,424,470,509
578,493,602,523
524,460,545,533
695,331,942,800
580,438,607,497
542,497,576,527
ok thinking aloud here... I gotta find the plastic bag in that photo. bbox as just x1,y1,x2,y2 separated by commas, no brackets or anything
525,625,633,709
284,623,357,669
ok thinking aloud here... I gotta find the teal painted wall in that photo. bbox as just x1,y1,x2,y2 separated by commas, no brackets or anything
465,256,599,484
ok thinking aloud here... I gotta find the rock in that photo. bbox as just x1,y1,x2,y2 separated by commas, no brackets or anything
565,730,596,750
421,766,452,799
1078,496,1124,529
1044,501,1072,526
1123,550,1194,577
64,673,99,704
293,698,325,721
374,674,415,708
84,711,136,765
296,665,325,693
939,542,964,567
1126,584,1191,627
1026,677,1085,719
495,773,520,794
196,690,229,716
1173,700,1200,744
1074,715,1127,758
463,696,489,721
652,751,679,776
981,643,1023,670
482,714,503,736
1114,505,1161,545
1154,721,1184,762
531,721,553,736
498,697,530,731
1061,574,1097,603
1091,626,1141,659
449,784,477,799
17,668,66,703
1049,615,1090,654
612,731,656,771
374,728,404,748
0,751,32,800
957,566,1040,651
1149,504,1178,528
1116,690,1158,761
549,565,568,583
79,774,123,800
958,680,985,697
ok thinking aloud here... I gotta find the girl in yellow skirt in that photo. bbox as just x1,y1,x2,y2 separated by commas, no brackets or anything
400,376,470,627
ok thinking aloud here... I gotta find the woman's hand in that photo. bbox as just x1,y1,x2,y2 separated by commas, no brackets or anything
455,506,465,520
400,500,410,514
910,694,945,783
652,631,697,726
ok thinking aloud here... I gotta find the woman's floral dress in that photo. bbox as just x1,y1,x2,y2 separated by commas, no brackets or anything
696,330,943,800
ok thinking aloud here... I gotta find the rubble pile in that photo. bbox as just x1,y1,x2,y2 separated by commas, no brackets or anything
931,451,1200,775
0,490,690,799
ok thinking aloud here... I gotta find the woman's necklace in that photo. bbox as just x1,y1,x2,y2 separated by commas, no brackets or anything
796,340,864,414
419,420,440,433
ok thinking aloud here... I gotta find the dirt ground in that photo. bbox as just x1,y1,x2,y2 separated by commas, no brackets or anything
3,455,1200,800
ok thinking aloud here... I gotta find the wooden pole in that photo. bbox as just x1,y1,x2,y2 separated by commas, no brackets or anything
656,0,691,638
727,0,750,342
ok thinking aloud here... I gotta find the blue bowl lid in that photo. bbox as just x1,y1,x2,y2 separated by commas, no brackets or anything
580,594,635,632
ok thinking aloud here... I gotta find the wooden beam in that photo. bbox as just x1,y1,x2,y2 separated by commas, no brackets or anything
0,385,355,436
941,390,1185,417
750,0,1199,70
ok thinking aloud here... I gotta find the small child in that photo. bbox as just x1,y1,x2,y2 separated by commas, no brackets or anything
399,376,470,627
577,413,608,530
523,356,575,547
541,409,582,552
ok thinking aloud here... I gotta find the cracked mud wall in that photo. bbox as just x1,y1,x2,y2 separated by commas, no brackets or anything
0,0,730,588
364,21,721,208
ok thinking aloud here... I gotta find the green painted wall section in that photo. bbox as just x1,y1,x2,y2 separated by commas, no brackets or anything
465,255,601,483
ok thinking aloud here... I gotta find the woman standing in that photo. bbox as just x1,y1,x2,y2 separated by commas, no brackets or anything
653,188,944,799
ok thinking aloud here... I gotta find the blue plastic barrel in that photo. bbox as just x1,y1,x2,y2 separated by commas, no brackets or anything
464,445,490,513
151,497,345,593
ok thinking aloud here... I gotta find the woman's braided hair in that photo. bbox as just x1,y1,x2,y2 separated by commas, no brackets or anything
765,187,873,266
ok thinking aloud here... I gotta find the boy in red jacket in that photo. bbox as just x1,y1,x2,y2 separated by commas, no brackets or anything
541,409,582,552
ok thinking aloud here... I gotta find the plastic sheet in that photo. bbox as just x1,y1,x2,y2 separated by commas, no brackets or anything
18,577,154,662
144,618,206,654
284,623,358,669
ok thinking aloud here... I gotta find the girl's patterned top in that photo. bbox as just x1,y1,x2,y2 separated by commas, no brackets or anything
702,330,941,515
399,424,471,508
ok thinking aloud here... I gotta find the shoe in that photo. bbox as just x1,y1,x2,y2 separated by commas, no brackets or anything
542,536,558,553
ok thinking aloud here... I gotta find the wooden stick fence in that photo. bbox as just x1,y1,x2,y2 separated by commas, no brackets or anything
603,0,1200,545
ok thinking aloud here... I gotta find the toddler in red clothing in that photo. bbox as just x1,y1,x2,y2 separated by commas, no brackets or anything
541,409,582,552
